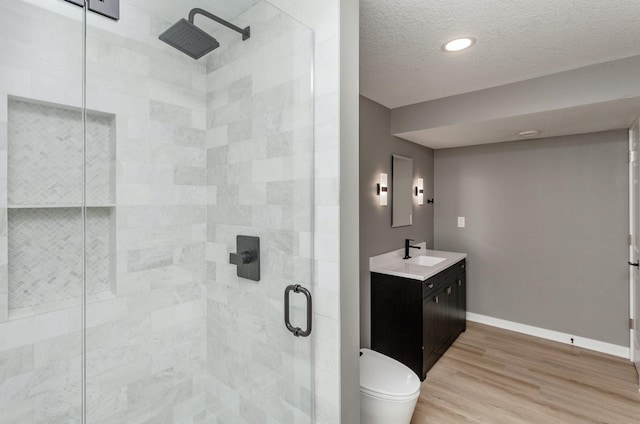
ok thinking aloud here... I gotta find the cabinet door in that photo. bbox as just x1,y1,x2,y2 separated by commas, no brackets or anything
423,290,443,374
443,283,456,341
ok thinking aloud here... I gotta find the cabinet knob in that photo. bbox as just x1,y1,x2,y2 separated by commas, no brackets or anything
446,287,452,295
458,280,462,286
434,296,439,304
461,264,465,269
427,283,434,289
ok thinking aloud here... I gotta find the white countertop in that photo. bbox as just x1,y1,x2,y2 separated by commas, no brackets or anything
369,242,467,281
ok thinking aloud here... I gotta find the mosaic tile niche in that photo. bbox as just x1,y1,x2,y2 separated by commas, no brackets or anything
6,98,116,316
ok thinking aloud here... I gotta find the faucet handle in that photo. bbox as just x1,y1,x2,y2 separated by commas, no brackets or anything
229,251,252,266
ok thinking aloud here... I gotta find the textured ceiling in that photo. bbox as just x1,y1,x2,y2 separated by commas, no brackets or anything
361,0,640,108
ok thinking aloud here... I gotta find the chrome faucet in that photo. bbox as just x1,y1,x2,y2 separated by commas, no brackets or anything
404,239,421,259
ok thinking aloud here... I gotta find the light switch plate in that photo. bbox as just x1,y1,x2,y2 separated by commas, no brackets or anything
88,0,119,20
457,217,465,228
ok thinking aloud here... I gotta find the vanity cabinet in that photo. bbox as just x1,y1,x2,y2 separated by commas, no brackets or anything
371,259,466,380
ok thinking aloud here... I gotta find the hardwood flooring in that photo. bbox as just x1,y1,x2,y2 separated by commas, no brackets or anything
411,322,640,424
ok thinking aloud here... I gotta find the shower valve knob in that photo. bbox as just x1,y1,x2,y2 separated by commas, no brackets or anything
229,251,252,266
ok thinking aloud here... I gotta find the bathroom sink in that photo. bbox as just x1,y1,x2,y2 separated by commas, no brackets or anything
406,255,446,267
370,244,466,281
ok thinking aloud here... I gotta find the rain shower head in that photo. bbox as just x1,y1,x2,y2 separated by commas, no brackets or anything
159,8,250,60
159,19,220,60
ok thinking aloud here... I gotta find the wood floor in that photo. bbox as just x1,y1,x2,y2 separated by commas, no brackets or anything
412,322,640,424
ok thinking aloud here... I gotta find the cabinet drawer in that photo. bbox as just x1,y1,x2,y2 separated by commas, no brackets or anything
423,280,437,297
422,262,464,298
423,273,445,297
454,259,466,273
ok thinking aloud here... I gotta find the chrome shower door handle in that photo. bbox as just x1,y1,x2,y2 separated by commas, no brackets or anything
284,284,312,337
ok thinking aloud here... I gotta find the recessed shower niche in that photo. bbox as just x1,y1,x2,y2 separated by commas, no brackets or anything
6,97,116,317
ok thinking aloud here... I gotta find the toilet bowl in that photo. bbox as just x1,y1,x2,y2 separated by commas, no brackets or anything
359,348,421,424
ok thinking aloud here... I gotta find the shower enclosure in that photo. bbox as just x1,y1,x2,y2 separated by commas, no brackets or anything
0,0,315,422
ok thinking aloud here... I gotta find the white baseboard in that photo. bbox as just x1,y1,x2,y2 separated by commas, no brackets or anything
466,312,630,359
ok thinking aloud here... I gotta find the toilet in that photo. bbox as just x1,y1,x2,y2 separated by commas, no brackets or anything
359,348,421,424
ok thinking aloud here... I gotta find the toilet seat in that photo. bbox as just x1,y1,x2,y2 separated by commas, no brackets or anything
360,386,420,402
359,349,421,400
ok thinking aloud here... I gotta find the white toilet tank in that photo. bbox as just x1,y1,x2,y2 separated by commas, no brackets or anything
359,348,421,424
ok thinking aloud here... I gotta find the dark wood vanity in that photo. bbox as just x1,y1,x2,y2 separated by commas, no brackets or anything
371,259,466,381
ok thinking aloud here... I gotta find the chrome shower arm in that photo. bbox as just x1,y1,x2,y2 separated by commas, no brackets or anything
188,8,251,40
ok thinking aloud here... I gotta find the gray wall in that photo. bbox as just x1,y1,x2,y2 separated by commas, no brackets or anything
359,96,434,347
434,130,629,346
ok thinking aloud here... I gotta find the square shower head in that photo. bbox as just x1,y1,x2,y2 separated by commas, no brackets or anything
159,18,220,60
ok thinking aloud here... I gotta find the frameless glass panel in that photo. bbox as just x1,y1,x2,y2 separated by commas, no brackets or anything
84,0,314,422
0,0,84,422
203,2,315,421
84,4,203,422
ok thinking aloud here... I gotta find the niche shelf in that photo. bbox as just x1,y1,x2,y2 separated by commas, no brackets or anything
5,97,116,318
7,97,115,207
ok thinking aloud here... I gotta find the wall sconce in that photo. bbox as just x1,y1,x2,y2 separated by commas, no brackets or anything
377,173,388,206
415,178,424,205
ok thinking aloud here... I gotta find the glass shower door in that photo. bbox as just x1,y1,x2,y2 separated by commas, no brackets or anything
84,1,315,422
0,1,85,422
200,2,315,421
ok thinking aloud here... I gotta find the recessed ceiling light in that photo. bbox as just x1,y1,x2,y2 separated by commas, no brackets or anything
442,37,476,52
518,130,541,138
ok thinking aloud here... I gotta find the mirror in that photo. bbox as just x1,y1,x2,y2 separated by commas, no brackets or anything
392,154,413,227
